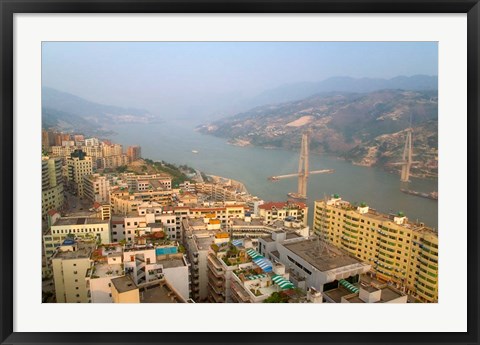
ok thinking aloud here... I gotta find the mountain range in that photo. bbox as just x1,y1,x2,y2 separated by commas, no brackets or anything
245,75,438,109
198,89,438,178
42,87,159,135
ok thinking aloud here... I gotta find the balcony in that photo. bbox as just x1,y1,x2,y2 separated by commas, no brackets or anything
208,272,224,286
208,287,225,303
208,281,224,295
207,254,224,271
230,281,250,302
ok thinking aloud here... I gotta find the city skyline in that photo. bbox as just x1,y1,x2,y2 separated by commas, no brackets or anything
41,41,438,305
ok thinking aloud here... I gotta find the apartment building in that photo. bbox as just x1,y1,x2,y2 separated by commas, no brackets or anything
184,226,230,302
313,195,438,302
127,145,142,162
110,188,173,214
83,174,111,203
258,201,308,226
122,244,189,300
85,137,100,147
322,273,408,303
207,239,320,303
51,240,95,303
51,145,75,158
66,150,93,197
41,156,64,218
259,231,371,294
110,275,187,303
230,217,310,239
102,143,123,157
206,239,254,303
44,216,111,259
86,243,189,302
188,203,248,226
85,245,124,303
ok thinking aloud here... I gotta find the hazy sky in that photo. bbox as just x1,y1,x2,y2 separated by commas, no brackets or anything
42,42,438,119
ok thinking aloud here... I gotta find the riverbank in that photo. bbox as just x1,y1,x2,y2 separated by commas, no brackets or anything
105,121,438,229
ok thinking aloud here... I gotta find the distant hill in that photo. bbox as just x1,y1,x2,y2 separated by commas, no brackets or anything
246,75,437,108
42,87,159,133
198,89,438,178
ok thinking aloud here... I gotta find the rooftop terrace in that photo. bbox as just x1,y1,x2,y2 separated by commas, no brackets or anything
90,262,123,278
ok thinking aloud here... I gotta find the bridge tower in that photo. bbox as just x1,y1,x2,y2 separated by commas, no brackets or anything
297,131,309,198
400,128,413,182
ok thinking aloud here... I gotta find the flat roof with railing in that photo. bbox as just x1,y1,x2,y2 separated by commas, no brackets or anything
283,239,363,272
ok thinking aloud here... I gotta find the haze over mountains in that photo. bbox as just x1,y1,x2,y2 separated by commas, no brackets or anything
246,75,437,109
42,75,438,178
42,87,156,135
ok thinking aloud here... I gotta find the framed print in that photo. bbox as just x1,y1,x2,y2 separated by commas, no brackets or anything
1,0,479,344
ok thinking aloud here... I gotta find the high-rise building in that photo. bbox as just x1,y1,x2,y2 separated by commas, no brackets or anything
66,150,92,197
43,216,111,259
83,174,110,203
51,240,95,303
41,157,64,218
102,143,123,157
127,145,142,162
313,195,438,302
85,137,100,147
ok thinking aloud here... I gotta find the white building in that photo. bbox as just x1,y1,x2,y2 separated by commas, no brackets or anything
44,216,111,259
66,150,93,197
51,240,95,303
42,156,64,218
83,174,111,203
259,232,371,294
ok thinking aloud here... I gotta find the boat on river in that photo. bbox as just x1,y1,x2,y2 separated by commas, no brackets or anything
400,188,438,201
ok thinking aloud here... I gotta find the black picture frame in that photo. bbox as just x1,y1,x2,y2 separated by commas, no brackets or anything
1,1,479,344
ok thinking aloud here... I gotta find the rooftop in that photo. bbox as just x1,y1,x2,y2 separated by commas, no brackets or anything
140,282,185,303
90,262,123,278
193,235,216,251
286,232,303,239
111,276,138,293
231,218,265,226
380,286,405,302
53,217,109,226
283,239,363,272
259,201,307,211
318,198,436,233
52,241,95,260
323,286,357,303
157,257,186,269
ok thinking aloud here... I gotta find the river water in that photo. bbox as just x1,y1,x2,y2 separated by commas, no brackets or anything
106,120,438,229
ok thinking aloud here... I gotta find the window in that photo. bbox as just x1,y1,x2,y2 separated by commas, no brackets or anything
76,287,79,290
73,271,78,274
76,294,80,297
